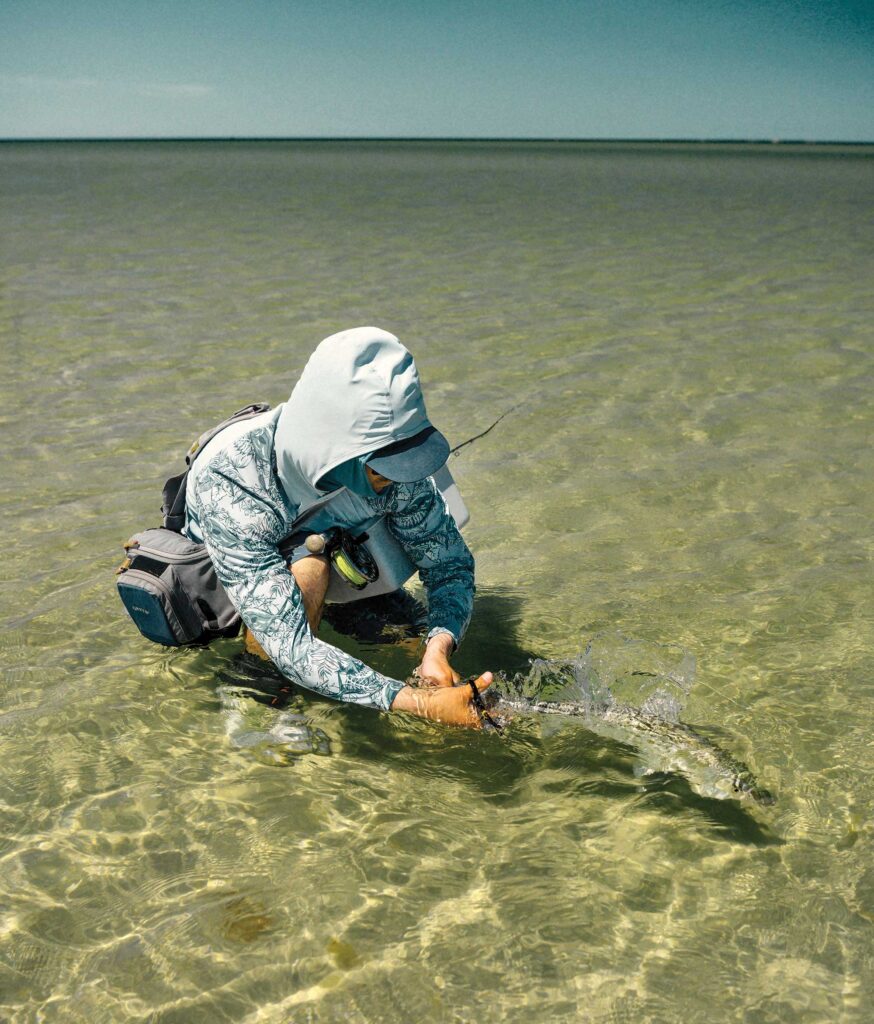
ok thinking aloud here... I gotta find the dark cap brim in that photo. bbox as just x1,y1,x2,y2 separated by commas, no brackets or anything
366,426,450,482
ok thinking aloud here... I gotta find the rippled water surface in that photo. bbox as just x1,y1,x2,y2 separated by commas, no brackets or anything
1,141,873,1022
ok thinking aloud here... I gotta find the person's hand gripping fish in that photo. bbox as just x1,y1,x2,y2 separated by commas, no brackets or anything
392,671,495,728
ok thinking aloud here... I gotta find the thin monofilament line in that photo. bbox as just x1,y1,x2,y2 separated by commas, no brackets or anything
450,404,521,456
689,676,748,711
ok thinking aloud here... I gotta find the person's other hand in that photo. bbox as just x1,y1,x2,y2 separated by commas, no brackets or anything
416,631,460,687
391,673,494,728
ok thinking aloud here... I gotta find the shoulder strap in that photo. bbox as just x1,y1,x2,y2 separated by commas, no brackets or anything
161,403,271,532
185,403,271,467
161,471,189,533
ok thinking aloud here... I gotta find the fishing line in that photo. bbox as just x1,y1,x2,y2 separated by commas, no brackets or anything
449,403,521,456
686,676,748,711
633,667,749,713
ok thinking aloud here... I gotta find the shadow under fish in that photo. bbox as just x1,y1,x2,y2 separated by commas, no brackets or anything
478,687,775,806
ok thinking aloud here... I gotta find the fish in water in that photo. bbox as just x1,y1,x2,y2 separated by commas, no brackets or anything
481,690,775,805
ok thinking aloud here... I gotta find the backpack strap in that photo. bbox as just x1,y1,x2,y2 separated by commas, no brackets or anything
161,471,189,533
161,403,271,532
185,403,271,467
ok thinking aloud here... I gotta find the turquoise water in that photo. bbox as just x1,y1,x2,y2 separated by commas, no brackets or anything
1,140,873,1022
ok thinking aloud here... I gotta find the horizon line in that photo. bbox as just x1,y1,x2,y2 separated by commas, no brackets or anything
1,135,873,146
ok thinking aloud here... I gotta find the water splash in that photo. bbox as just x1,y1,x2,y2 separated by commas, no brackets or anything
504,631,696,723
489,634,774,804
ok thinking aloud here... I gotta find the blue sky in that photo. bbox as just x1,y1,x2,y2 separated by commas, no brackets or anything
1,0,872,140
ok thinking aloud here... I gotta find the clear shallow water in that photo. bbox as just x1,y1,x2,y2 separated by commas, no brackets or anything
1,140,873,1022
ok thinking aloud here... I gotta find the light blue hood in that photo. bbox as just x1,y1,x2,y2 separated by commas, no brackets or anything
275,326,433,505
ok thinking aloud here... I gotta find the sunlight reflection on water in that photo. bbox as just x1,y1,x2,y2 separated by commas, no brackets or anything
1,141,872,1023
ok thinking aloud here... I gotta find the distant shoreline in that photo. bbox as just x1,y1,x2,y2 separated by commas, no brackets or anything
1,136,872,147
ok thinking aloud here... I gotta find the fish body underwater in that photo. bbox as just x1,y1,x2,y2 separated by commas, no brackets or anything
484,692,775,805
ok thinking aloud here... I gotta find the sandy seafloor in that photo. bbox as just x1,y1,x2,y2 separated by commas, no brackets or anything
1,140,873,1022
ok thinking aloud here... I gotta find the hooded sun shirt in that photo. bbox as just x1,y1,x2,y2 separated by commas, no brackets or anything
184,326,475,711
273,327,431,504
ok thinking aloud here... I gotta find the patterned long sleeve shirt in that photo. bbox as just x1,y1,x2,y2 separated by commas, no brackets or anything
186,419,474,711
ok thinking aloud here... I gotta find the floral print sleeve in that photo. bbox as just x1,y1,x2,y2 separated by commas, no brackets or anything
187,433,404,711
382,478,475,648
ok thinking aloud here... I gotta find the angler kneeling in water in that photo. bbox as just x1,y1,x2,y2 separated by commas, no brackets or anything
179,327,490,726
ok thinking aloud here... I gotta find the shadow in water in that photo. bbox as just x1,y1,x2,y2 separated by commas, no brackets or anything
321,588,428,644
206,591,779,842
539,727,782,846
323,584,540,679
637,774,784,846
452,585,542,678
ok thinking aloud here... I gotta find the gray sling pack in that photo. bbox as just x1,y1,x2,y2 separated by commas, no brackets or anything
116,404,270,647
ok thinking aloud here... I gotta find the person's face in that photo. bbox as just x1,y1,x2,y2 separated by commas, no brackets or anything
365,465,393,493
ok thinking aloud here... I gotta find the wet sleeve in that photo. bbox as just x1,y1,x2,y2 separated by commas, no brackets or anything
190,466,404,711
387,478,475,647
